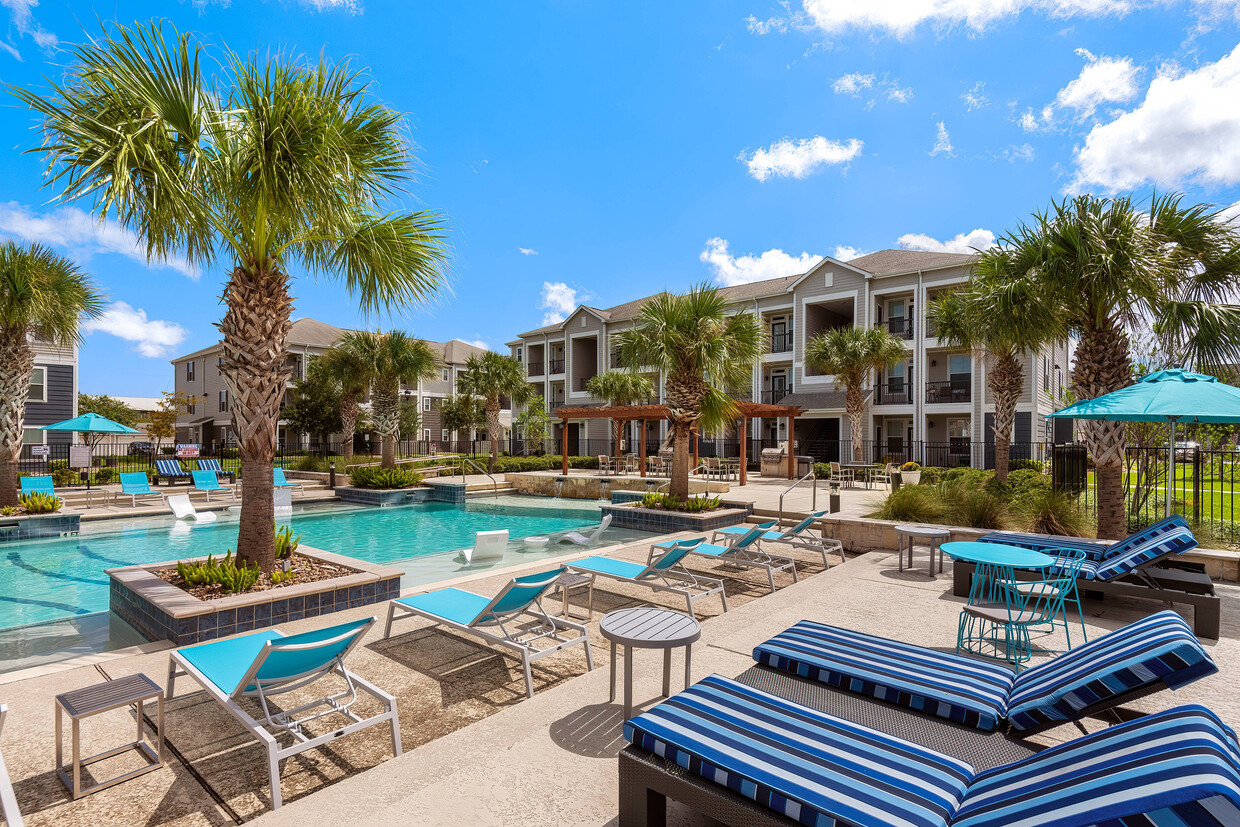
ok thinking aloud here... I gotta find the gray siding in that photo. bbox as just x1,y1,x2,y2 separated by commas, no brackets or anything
27,364,74,443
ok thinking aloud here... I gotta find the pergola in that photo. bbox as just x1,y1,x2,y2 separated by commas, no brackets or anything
552,400,806,483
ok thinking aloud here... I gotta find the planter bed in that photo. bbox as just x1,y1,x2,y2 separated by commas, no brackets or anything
107,545,402,646
0,512,80,542
601,501,753,533
335,484,434,506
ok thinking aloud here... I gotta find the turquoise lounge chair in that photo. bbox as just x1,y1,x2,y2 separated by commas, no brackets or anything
195,458,235,483
167,617,400,810
273,467,304,494
115,472,165,507
19,475,61,504
653,522,796,594
567,540,728,618
711,510,844,568
191,469,236,502
383,569,593,699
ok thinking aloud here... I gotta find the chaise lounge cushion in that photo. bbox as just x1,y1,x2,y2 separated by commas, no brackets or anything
624,674,972,827
980,515,1197,580
753,621,1015,731
1004,610,1218,731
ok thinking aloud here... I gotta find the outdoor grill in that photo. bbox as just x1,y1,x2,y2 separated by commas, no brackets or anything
760,447,786,477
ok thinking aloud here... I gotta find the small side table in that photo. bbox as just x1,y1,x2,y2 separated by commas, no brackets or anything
600,607,701,721
895,524,951,575
522,535,550,552
553,570,593,621
55,673,164,800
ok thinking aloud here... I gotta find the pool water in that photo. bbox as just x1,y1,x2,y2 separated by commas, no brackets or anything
0,496,653,673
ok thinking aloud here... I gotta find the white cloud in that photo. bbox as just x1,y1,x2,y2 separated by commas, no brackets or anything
300,0,360,10
739,136,863,181
1071,43,1240,191
832,245,868,261
1,0,58,60
886,85,914,103
930,122,954,157
456,338,493,352
81,302,189,358
744,1,812,34
1003,143,1036,162
832,73,874,95
831,72,913,105
1056,49,1140,117
1220,200,1240,225
539,282,578,326
898,228,996,254
519,247,539,256
0,202,198,278
961,81,990,111
700,237,821,286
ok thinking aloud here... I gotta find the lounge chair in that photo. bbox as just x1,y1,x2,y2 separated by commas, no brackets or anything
168,493,217,522
155,458,191,484
455,529,508,565
192,469,236,502
710,510,844,567
115,472,166,507
620,674,1240,827
19,475,61,505
567,539,727,619
656,522,796,594
166,617,400,809
196,458,235,483
0,705,22,827
752,610,1216,734
554,514,612,546
273,467,304,494
383,568,593,699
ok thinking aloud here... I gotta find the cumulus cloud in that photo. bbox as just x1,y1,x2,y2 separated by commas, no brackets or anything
1070,44,1240,191
700,237,821,286
81,302,189,358
519,247,539,256
832,245,868,261
0,203,198,278
961,81,990,111
1,0,58,60
739,136,863,181
1220,200,1240,225
898,228,995,254
539,282,578,326
832,73,874,95
831,72,913,105
1017,48,1141,132
930,122,954,157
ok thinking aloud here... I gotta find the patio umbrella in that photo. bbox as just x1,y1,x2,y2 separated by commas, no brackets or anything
41,412,140,490
1048,368,1240,516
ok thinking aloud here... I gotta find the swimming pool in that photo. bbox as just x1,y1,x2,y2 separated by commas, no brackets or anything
0,496,653,673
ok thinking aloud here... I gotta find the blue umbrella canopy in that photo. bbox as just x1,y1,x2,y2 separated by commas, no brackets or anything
1048,369,1240,424
41,412,140,435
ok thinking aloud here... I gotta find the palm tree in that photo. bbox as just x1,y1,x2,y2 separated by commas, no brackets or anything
585,370,655,453
995,194,1240,538
0,243,104,505
804,326,907,463
929,254,1064,481
458,352,535,471
316,345,369,461
438,394,485,446
614,285,762,499
338,331,440,469
15,22,450,569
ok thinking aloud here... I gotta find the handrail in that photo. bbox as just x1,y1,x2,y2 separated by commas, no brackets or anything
459,456,500,498
778,469,817,529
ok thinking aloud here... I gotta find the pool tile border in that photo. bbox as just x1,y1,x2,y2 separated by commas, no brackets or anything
600,502,752,533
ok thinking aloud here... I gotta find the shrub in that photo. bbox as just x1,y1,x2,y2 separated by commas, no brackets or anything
1017,487,1085,536
293,454,328,472
1008,458,1044,472
48,459,75,486
271,569,295,585
870,485,945,523
275,524,301,559
93,467,117,485
20,492,61,514
813,462,831,480
938,479,1011,530
0,506,13,516
917,466,944,485
175,551,263,593
636,492,722,512
941,467,991,487
348,466,424,489
900,461,921,471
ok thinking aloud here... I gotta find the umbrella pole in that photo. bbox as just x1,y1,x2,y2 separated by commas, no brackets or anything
1167,419,1175,519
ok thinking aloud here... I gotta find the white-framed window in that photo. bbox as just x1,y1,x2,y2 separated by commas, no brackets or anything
218,389,229,411
422,397,431,412
186,360,196,381
21,427,45,445
441,429,450,441
441,368,449,381
516,347,522,361
423,429,431,441
28,367,46,403
186,401,195,415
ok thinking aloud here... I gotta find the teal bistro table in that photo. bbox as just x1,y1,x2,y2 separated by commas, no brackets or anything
942,541,1055,606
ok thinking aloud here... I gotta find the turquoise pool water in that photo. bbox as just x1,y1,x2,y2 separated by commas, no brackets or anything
0,496,650,672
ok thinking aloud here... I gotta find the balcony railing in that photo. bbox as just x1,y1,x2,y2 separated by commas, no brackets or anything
548,358,565,374
768,332,794,354
873,381,912,405
527,361,545,377
925,379,971,404
761,387,792,405
875,317,914,340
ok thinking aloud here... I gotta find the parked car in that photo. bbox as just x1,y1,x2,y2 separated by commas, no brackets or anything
1174,441,1200,461
127,441,155,455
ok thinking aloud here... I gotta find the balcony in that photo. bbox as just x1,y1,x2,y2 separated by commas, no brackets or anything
768,332,794,354
925,379,971,404
761,386,792,405
527,361,544,377
548,358,565,374
874,381,912,405
875,317,914,340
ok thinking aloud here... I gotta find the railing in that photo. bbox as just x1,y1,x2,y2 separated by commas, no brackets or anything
458,456,500,498
548,358,565,374
778,468,817,529
925,379,971,404
768,332,794,353
761,388,792,404
527,361,544,377
875,317,913,340
873,382,912,405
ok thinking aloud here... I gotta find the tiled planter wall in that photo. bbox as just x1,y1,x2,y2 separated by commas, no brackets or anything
107,547,402,646
507,473,726,500
0,513,80,543
601,502,752,533
335,485,435,506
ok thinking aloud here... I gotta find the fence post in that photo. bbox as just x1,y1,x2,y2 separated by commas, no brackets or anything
1193,447,1202,524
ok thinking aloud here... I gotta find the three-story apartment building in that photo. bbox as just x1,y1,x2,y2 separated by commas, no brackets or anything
21,336,79,450
508,249,1072,466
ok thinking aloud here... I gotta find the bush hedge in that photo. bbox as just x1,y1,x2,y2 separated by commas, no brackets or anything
348,466,424,489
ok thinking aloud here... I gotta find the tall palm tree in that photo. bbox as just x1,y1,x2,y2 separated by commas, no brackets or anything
804,326,907,463
929,254,1064,481
585,370,655,452
316,345,368,461
614,285,763,499
0,243,104,505
458,352,535,471
996,194,1240,537
15,22,450,569
338,331,440,468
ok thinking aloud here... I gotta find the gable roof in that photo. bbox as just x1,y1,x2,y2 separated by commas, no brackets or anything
847,249,976,276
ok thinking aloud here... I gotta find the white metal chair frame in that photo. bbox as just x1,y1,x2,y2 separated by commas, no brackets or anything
568,542,729,619
684,524,798,593
0,705,22,827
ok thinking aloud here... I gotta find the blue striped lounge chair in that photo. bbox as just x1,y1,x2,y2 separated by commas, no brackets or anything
116,472,165,507
155,458,191,484
710,510,844,568
567,540,728,619
18,475,60,505
273,467,304,494
166,617,400,810
191,469,236,502
621,673,1240,827
195,458,233,482
652,523,797,594
383,568,593,699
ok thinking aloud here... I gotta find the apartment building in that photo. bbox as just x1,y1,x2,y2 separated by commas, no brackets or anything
170,318,499,447
21,336,79,449
508,249,1072,466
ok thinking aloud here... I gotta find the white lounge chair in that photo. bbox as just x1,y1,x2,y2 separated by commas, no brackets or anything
0,705,22,827
384,568,593,699
166,617,400,809
710,510,844,568
567,540,727,619
168,494,218,522
456,529,509,565
554,514,612,546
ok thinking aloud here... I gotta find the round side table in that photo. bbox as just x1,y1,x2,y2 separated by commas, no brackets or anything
600,607,701,721
895,524,951,575
522,535,550,552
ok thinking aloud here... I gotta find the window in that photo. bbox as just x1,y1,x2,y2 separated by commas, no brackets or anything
186,360,196,381
1042,356,1050,390
423,429,431,441
423,397,431,412
21,427,44,445
516,347,522,361
28,367,45,403
186,401,195,415
218,390,229,412
218,356,224,371
441,369,449,381
441,429,449,441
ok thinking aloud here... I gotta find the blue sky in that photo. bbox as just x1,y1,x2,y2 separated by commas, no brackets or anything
1,0,1238,396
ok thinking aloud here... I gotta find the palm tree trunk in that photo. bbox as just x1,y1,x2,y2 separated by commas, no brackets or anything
486,397,501,473
989,351,1024,482
665,371,704,500
0,327,33,507
219,262,293,571
371,379,399,468
670,420,691,499
1073,320,1133,539
611,418,623,454
339,393,358,460
845,385,865,463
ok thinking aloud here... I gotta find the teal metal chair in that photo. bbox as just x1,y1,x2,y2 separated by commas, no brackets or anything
567,539,728,619
116,472,166,507
191,469,236,502
19,475,60,503
273,467,304,494
997,547,1091,649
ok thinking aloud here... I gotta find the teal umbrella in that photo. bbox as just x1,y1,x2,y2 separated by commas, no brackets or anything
1048,369,1240,515
42,413,140,489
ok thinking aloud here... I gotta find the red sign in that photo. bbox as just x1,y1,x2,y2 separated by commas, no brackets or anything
176,443,200,458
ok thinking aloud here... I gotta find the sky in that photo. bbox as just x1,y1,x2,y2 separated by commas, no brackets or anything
1,0,1239,396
